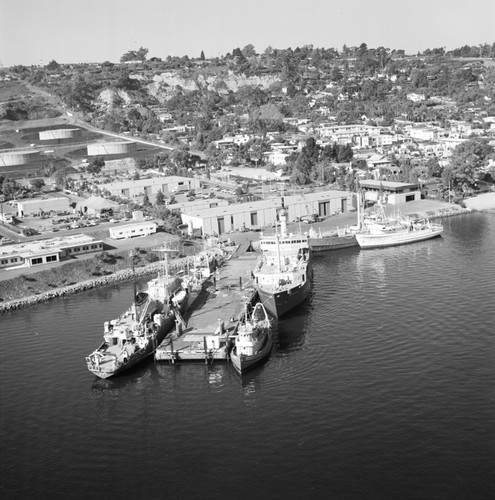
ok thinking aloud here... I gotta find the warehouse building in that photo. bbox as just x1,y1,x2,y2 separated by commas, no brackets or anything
100,176,200,200
180,190,352,236
17,197,70,217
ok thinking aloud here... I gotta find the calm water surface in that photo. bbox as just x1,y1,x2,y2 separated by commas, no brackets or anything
1,213,494,500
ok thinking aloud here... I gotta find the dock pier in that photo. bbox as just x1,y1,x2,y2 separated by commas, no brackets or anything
155,247,259,363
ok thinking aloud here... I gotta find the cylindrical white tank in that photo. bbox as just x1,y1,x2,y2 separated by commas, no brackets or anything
87,141,136,156
0,150,41,166
39,128,81,140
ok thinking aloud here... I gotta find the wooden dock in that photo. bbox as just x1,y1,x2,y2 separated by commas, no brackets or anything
155,248,259,363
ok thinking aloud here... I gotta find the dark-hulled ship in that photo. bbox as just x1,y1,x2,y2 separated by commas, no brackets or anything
86,249,188,379
253,200,312,318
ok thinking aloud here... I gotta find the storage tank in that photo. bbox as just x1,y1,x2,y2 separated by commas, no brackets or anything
87,141,136,156
0,150,41,166
39,128,81,140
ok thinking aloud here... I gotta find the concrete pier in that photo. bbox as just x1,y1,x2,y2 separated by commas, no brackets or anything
155,248,259,363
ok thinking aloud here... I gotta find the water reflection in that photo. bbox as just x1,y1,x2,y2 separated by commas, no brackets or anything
276,312,307,352
154,360,231,390
90,362,154,398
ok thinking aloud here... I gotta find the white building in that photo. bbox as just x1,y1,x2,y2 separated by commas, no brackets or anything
0,234,103,270
108,222,157,240
406,93,426,102
100,176,200,199
359,180,421,205
409,126,441,142
17,197,70,217
180,190,352,236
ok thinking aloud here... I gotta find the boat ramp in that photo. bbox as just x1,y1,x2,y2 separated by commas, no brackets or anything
155,244,259,363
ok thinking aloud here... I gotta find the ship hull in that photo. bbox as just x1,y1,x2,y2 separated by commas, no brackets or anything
257,276,311,318
356,226,443,249
87,297,188,379
309,234,358,252
230,331,273,374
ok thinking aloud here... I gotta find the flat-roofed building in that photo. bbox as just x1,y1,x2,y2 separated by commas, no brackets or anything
180,190,352,236
100,176,200,200
17,197,70,217
109,222,157,240
359,180,421,205
0,234,103,270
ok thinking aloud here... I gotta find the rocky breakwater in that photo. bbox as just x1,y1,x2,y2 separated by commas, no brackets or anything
0,260,179,314
0,246,232,314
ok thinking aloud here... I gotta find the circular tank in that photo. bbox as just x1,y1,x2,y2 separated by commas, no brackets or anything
39,128,81,140
0,150,41,166
87,141,136,156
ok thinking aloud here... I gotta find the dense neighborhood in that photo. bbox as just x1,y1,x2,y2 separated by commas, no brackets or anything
1,41,495,271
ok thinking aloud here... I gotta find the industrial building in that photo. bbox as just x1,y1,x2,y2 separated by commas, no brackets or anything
168,197,229,213
0,234,103,270
359,180,421,205
180,190,352,236
100,176,200,200
17,197,70,217
109,222,157,240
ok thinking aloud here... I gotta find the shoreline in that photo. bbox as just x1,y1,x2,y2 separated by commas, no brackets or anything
0,260,169,314
0,202,479,314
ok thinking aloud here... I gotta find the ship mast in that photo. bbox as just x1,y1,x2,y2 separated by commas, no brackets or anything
356,182,363,230
155,245,175,278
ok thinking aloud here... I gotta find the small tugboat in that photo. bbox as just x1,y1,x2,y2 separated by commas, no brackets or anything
253,198,312,318
230,302,273,374
86,248,188,379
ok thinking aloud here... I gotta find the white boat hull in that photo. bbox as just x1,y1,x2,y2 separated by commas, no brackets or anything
356,226,443,248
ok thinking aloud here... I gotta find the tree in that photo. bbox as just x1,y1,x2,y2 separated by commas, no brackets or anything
30,178,45,191
46,59,60,71
53,168,68,189
86,156,105,175
200,50,205,61
426,158,443,178
155,189,165,205
143,192,151,207
242,44,256,58
449,138,494,191
329,66,342,82
120,46,148,62
2,179,20,199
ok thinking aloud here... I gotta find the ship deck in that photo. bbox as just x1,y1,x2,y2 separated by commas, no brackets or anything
155,248,259,362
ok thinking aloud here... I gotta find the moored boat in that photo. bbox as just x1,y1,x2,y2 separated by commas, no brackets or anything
86,248,188,379
354,201,443,249
355,218,444,248
230,302,273,374
253,199,312,318
308,226,358,252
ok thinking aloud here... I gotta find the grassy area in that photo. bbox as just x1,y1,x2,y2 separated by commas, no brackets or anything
0,236,205,303
0,247,157,302
0,81,32,101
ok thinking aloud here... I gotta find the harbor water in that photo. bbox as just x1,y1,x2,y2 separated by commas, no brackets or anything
1,213,494,499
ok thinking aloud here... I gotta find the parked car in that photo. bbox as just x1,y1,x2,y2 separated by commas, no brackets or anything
296,214,320,224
